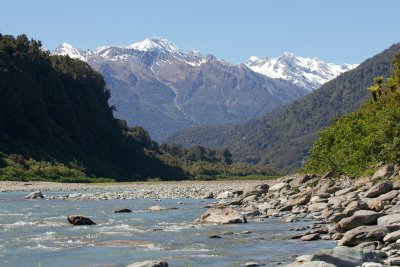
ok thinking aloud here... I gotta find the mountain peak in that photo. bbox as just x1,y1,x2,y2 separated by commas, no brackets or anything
124,37,181,54
245,53,358,90
54,42,85,61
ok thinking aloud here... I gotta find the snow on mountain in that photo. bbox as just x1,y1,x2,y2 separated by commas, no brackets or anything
54,43,86,61
245,53,358,91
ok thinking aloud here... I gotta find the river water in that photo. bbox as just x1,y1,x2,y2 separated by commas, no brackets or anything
0,191,335,267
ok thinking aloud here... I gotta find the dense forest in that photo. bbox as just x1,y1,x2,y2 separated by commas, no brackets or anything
304,53,400,177
0,34,275,182
166,43,400,173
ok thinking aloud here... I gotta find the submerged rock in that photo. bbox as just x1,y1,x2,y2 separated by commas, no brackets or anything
114,208,132,213
194,206,247,224
67,215,96,225
147,206,178,212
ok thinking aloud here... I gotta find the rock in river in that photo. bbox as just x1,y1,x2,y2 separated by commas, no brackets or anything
126,260,168,267
25,191,44,199
194,206,247,224
147,206,178,212
67,215,96,225
114,208,132,213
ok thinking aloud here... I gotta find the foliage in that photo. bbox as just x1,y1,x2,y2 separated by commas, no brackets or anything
165,43,400,173
304,53,400,177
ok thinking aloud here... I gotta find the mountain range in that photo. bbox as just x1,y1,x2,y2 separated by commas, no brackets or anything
166,43,400,172
54,38,356,140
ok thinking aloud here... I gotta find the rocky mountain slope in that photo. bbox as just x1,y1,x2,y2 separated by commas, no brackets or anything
245,53,357,90
166,43,400,172
54,38,353,140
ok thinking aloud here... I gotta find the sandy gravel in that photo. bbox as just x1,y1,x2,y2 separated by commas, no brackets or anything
0,180,277,199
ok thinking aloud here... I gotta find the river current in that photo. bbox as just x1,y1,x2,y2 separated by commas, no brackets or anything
0,191,335,267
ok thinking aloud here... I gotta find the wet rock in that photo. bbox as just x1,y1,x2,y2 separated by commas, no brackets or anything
336,210,384,233
300,233,320,241
338,225,400,246
147,206,178,212
67,215,96,225
25,191,44,199
114,208,132,213
126,260,168,267
377,214,400,226
364,181,393,198
245,262,261,266
194,206,247,224
209,234,222,239
383,230,400,243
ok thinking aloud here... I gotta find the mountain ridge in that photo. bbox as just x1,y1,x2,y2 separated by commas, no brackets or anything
165,43,400,172
54,38,316,140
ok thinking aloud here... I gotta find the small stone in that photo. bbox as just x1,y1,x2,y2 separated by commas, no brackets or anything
114,208,132,213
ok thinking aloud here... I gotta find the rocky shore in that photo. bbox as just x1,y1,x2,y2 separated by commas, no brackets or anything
192,165,400,267
4,164,400,266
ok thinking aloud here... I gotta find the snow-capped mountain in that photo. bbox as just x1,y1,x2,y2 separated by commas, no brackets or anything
245,53,358,91
54,38,356,140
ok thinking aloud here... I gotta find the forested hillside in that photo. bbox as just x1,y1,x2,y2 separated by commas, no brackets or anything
304,52,400,176
0,34,183,181
166,43,400,172
0,34,275,181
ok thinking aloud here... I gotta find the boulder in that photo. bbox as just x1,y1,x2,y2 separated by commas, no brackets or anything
147,206,178,212
336,210,384,233
241,183,269,198
300,233,320,241
308,202,328,212
383,229,400,243
194,206,247,224
309,246,363,267
301,262,338,267
215,191,234,199
343,200,369,216
338,225,400,246
199,191,214,199
364,181,393,198
334,187,356,197
372,164,394,180
126,260,168,267
362,262,383,267
67,215,96,225
269,182,289,192
384,257,400,266
25,191,44,199
377,214,400,226
279,192,311,211
288,174,313,188
114,208,132,213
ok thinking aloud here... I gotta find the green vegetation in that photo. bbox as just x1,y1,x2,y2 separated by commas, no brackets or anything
304,53,400,177
166,43,400,173
0,34,275,182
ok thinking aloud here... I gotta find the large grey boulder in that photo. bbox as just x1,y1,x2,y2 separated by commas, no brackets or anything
338,225,400,246
336,210,384,233
279,192,311,211
301,261,338,267
126,260,168,267
383,229,400,243
364,181,393,198
194,206,247,224
269,182,289,192
25,191,44,199
241,183,269,198
67,215,96,225
377,214,400,226
215,191,234,199
343,200,369,216
372,164,394,180
309,246,363,267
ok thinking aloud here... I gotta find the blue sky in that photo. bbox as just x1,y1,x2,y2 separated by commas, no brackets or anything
1,0,399,64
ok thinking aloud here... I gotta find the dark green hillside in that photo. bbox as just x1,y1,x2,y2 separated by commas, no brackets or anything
304,53,400,176
0,34,182,181
165,43,400,172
